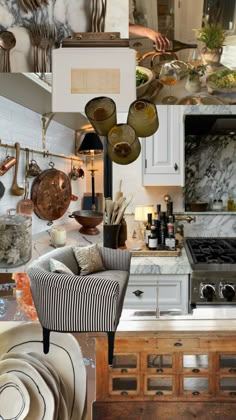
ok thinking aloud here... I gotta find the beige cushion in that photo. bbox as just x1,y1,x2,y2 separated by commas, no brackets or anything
49,258,74,275
73,244,105,275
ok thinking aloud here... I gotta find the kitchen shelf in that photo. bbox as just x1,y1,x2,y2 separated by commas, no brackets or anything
0,73,88,131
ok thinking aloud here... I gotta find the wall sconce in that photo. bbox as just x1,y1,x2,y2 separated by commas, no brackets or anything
134,204,155,239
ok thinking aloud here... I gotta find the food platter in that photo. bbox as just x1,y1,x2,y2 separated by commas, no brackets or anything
206,69,236,93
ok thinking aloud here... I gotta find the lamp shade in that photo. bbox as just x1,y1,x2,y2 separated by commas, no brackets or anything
78,132,103,156
134,205,155,222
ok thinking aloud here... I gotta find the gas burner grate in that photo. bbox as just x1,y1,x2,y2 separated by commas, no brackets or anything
185,237,236,265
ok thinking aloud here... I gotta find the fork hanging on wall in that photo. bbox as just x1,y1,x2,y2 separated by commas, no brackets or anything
91,0,107,32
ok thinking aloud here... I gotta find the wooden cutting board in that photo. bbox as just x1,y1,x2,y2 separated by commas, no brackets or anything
120,246,181,257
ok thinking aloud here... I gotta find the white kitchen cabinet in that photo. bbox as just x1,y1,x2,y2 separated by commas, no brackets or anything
142,105,184,186
124,273,189,314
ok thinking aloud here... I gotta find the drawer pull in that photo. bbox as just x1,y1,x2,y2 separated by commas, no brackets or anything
174,163,179,171
133,290,144,297
156,368,163,373
120,391,128,396
174,342,182,347
192,368,200,373
229,368,236,373
229,392,236,397
156,391,163,396
192,391,200,396
121,369,128,373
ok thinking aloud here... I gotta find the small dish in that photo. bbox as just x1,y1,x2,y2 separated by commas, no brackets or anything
0,372,30,420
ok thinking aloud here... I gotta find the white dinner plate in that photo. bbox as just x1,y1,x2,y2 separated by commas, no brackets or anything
0,322,86,420
0,358,55,420
0,372,30,420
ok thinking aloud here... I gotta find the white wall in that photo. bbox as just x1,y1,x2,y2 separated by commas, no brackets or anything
0,96,87,234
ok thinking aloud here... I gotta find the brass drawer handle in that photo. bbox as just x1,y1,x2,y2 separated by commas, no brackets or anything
192,368,200,373
120,391,128,396
174,342,182,347
121,368,128,373
229,391,236,397
229,368,236,373
156,391,163,395
192,391,200,396
156,368,163,373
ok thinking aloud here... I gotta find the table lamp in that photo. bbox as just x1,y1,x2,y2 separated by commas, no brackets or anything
134,205,155,240
78,132,103,210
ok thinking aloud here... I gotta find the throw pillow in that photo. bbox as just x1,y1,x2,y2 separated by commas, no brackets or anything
73,244,105,275
49,258,74,275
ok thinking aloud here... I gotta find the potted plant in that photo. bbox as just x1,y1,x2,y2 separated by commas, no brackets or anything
195,20,226,66
185,64,207,94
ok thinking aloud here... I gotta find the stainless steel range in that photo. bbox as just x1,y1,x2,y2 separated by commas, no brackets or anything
185,238,236,309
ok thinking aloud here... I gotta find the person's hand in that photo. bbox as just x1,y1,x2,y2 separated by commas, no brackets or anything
148,30,170,51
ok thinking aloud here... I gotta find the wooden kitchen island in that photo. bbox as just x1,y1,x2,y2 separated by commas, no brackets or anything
93,316,236,420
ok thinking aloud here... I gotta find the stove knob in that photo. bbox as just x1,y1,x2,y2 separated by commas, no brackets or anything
201,284,215,301
222,284,235,301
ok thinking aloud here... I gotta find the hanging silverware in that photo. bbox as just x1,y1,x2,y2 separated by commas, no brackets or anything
91,0,107,32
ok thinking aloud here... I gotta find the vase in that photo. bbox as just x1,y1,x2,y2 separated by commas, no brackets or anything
103,224,121,249
201,47,223,67
185,75,201,94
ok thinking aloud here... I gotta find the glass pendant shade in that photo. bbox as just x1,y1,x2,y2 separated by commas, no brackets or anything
127,99,159,137
85,96,117,136
107,123,141,165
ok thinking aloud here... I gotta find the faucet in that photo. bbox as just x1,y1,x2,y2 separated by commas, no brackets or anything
174,214,196,224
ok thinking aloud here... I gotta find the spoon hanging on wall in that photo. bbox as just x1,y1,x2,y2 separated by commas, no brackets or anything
11,142,25,196
0,31,16,72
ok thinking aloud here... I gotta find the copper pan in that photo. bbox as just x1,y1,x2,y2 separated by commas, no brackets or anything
31,164,72,222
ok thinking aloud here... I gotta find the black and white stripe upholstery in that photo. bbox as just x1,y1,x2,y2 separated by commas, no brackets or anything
26,245,131,365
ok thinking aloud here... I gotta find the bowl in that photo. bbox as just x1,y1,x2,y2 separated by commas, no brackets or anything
189,202,208,212
71,210,103,235
136,66,154,97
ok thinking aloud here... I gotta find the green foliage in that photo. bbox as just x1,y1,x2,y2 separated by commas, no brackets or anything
188,64,207,80
195,21,226,50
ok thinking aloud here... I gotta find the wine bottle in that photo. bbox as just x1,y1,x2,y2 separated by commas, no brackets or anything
145,213,153,246
154,39,198,53
148,224,158,250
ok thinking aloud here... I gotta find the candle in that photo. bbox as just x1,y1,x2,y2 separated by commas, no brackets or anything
50,227,67,247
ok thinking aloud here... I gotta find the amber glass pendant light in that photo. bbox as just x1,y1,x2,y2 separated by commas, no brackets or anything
85,96,117,136
127,99,159,137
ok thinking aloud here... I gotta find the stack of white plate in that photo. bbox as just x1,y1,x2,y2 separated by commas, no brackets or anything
0,323,87,420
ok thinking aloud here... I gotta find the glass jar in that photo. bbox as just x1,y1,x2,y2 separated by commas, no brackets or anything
0,210,32,268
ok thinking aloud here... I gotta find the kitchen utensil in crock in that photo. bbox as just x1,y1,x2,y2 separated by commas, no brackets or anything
114,179,123,202
31,163,72,222
114,194,133,225
11,143,24,196
69,210,103,235
0,31,16,72
17,149,34,216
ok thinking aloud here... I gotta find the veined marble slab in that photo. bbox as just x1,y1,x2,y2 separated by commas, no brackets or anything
130,248,191,275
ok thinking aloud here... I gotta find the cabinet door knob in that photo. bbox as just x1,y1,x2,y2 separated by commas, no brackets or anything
121,368,128,373
156,368,163,373
229,368,236,373
174,163,179,171
156,391,163,396
120,391,128,396
174,342,182,347
229,391,236,397
192,391,200,396
133,290,144,297
192,368,200,373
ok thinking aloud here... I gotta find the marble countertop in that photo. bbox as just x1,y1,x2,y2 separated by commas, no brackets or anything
0,222,191,275
130,247,191,275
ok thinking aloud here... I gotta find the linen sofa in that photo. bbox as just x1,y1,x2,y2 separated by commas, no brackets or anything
26,245,131,365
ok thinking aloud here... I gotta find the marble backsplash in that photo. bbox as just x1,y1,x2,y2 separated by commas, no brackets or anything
185,133,236,210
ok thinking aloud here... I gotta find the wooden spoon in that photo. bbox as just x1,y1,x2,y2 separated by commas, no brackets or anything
114,194,133,225
111,196,125,224
114,179,123,202
11,142,24,196
105,199,115,224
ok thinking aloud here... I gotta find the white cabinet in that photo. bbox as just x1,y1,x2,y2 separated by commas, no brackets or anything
124,273,189,314
142,105,184,186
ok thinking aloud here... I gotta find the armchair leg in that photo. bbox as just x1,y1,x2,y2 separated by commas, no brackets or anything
107,331,115,366
43,327,51,354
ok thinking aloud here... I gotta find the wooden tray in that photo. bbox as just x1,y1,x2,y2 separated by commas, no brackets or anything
129,247,181,257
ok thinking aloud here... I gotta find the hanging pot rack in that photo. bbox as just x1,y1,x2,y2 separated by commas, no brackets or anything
0,139,83,164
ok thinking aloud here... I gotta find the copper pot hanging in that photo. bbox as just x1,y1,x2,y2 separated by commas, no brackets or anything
31,164,72,222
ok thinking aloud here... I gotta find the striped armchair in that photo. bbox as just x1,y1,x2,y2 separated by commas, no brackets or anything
26,245,131,365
